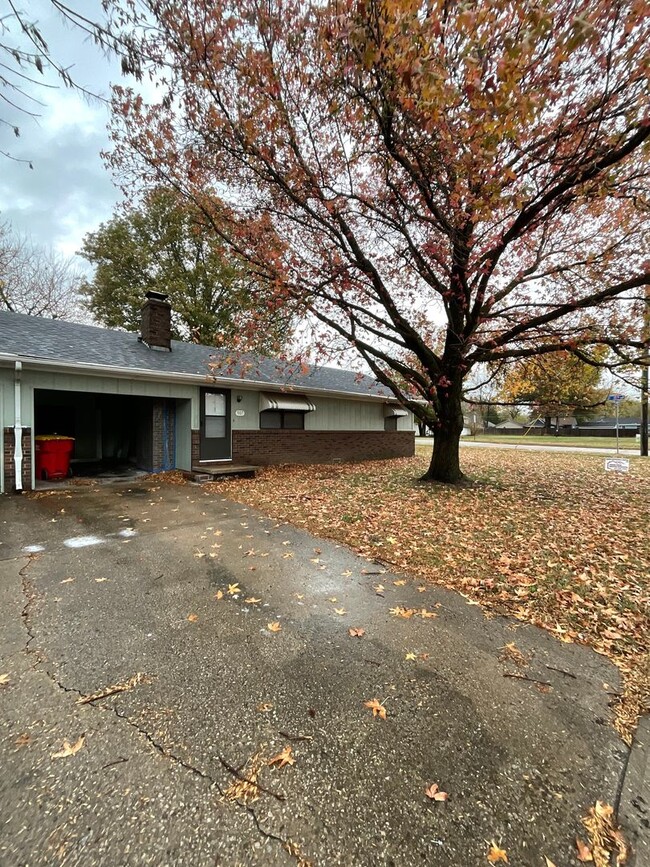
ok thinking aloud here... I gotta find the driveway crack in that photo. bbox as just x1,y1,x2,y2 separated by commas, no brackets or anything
16,553,311,865
19,554,42,665
42,669,300,858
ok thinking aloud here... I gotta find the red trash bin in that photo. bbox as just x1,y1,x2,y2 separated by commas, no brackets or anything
35,436,75,480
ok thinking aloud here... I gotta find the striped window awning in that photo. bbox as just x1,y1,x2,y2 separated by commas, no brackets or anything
260,393,316,412
384,404,408,418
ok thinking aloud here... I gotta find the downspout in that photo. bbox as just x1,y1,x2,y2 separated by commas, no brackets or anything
14,360,22,491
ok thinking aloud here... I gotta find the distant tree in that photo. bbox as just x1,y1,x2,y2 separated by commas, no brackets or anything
500,352,603,432
79,188,293,351
592,395,641,420
0,222,82,319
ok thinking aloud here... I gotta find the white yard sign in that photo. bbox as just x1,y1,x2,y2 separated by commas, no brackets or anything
605,458,630,473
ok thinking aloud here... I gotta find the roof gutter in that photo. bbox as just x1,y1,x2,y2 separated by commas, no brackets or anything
0,352,397,405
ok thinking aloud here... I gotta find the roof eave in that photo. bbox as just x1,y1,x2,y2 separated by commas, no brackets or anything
0,351,395,404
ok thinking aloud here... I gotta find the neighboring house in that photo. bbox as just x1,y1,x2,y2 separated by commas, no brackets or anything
576,416,646,438
494,419,524,431
0,294,414,492
578,416,644,431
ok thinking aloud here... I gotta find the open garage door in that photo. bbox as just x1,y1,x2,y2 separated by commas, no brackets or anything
34,389,177,479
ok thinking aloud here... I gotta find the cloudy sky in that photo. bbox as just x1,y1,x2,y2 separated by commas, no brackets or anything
0,0,131,263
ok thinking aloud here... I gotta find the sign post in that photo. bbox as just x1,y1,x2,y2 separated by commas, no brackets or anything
607,393,624,454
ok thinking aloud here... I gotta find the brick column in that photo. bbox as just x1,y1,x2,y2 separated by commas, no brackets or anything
3,427,32,492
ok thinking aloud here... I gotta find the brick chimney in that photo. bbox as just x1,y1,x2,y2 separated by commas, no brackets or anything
140,291,172,351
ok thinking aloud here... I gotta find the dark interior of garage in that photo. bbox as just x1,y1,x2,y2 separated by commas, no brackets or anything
34,390,175,478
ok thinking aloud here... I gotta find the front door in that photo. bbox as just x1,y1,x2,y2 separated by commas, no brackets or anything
200,389,231,461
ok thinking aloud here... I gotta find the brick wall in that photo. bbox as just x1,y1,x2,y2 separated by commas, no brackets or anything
232,430,414,466
3,427,32,492
191,430,201,467
151,399,176,472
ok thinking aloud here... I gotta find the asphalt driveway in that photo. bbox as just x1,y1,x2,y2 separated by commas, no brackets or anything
0,479,631,865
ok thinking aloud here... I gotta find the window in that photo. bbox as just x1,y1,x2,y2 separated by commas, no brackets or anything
260,410,305,430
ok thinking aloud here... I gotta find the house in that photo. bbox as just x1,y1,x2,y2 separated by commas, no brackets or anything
576,416,646,438
494,419,524,431
0,294,415,492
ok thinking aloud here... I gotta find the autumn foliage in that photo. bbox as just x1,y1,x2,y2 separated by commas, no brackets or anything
108,0,650,482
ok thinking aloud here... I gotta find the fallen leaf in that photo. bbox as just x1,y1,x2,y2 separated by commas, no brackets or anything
373,584,385,595
487,842,508,863
405,652,417,661
364,698,387,720
393,579,406,586
500,642,528,667
194,550,206,559
256,702,273,712
425,782,448,801
78,673,149,704
228,583,240,595
282,552,294,559
417,585,427,592
268,745,295,768
328,596,338,602
187,614,199,622
419,608,437,619
51,735,85,759
245,597,262,604
0,673,10,685
267,622,282,632
334,608,347,616
544,858,557,867
14,733,31,748
294,593,304,600
390,606,415,618
60,577,75,584
214,590,224,600
95,577,108,583
576,838,593,862
348,627,365,637
341,570,353,577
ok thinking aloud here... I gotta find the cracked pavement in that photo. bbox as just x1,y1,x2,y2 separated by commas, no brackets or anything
0,479,631,866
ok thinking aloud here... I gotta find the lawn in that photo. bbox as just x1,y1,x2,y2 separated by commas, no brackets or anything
460,434,638,450
213,449,650,742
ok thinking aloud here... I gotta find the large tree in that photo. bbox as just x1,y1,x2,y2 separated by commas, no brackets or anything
107,0,650,482
79,188,293,350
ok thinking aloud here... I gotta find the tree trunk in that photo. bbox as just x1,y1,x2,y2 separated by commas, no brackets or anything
421,381,465,484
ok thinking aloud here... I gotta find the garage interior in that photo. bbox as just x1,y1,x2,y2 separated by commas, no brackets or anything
33,389,177,479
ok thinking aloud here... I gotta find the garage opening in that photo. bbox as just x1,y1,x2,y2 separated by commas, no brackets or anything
33,390,177,480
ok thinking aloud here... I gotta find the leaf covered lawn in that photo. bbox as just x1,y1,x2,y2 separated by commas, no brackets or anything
213,449,650,741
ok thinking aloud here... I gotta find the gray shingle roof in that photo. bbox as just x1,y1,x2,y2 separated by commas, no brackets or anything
0,311,391,399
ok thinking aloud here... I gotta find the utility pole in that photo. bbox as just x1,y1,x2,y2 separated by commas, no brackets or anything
642,284,649,457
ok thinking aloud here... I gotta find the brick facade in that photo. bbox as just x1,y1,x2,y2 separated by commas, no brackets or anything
3,427,32,492
231,430,414,466
151,399,176,472
191,430,201,467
